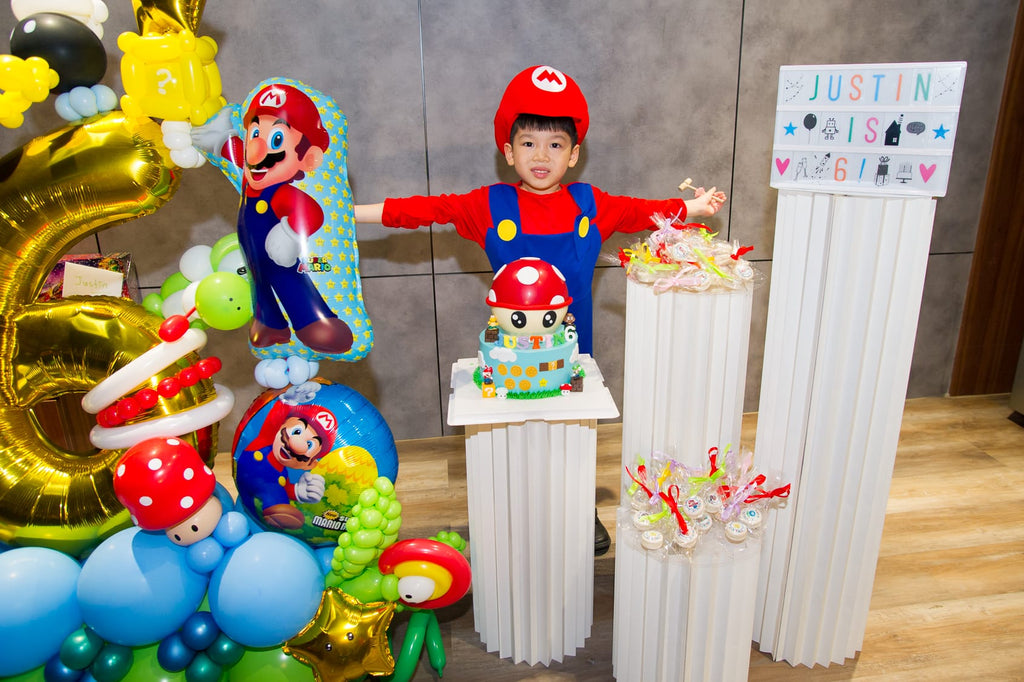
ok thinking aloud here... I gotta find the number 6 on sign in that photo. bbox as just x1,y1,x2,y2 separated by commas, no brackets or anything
834,157,847,182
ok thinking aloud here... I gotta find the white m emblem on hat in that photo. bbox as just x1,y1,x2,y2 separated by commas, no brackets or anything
258,88,287,108
531,66,567,93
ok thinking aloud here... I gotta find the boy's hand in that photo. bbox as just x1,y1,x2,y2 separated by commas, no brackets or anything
684,186,727,217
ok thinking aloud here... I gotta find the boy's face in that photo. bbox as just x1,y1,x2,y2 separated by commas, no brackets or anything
503,128,580,194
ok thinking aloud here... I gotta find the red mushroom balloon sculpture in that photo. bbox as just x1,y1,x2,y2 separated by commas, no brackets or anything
113,436,221,546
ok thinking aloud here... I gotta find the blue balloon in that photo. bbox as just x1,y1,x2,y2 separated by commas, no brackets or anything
211,483,236,511
314,546,334,575
156,633,194,673
76,528,209,646
232,382,399,547
208,533,323,647
180,612,219,651
0,547,82,676
186,538,224,574
44,655,85,681
212,511,250,548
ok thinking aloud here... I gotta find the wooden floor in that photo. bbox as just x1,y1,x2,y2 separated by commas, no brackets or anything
218,394,1024,680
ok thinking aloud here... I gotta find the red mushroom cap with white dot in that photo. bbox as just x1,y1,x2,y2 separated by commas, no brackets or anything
113,437,216,531
486,257,573,311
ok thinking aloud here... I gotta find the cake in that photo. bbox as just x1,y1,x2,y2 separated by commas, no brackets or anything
474,257,583,399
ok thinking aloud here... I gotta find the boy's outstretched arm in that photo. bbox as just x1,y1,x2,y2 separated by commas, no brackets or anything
354,203,385,223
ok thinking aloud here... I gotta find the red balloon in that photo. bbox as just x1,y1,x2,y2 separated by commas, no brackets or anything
159,314,191,342
178,367,200,387
136,388,159,409
378,538,472,610
157,377,181,398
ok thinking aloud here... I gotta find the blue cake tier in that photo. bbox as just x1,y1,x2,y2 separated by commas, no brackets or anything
478,326,580,398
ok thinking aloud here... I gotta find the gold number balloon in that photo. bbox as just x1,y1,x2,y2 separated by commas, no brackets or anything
0,111,219,555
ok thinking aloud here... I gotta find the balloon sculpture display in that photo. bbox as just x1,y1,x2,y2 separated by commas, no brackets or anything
0,1,472,681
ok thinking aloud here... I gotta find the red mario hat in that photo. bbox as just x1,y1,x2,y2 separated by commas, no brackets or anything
244,83,331,151
486,257,572,311
493,65,589,152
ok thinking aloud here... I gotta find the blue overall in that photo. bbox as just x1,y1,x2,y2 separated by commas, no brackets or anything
239,183,338,331
483,183,601,355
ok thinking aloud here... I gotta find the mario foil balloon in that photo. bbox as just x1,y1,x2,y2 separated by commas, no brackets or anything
231,381,398,546
194,77,373,361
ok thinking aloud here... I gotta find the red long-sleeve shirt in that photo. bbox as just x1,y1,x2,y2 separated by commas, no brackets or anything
380,183,687,247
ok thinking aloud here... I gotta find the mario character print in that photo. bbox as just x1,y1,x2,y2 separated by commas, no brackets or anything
194,77,375,362
235,392,339,531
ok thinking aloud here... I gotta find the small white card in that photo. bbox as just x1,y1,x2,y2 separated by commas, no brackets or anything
62,262,125,297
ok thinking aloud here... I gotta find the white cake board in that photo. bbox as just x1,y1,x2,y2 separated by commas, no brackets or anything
621,279,754,479
612,508,761,682
448,355,619,665
752,190,934,666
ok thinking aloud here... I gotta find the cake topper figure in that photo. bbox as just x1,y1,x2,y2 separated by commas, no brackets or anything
486,257,572,338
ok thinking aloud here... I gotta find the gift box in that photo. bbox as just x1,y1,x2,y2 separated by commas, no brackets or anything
34,253,137,452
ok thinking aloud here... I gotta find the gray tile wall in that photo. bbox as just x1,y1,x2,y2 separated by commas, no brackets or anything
2,1,1016,441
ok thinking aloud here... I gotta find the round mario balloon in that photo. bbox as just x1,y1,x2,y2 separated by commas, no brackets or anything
231,381,398,546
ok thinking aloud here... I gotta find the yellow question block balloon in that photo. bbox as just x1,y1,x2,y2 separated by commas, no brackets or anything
118,28,225,124
0,111,225,556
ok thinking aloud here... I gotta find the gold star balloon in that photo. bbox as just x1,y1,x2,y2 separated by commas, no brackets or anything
284,588,396,682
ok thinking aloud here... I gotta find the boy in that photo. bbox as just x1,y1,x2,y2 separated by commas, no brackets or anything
355,65,726,554
354,64,725,356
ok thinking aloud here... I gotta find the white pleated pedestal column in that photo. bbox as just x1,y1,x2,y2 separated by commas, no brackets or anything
447,355,619,666
621,279,753,478
752,190,935,666
612,509,761,682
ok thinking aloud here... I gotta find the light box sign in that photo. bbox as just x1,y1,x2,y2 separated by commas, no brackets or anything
770,62,966,197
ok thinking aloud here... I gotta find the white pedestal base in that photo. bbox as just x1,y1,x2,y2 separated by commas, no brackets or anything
621,279,753,479
612,509,761,682
753,191,935,666
448,356,619,666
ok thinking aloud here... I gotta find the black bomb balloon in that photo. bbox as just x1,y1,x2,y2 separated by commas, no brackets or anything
10,13,107,93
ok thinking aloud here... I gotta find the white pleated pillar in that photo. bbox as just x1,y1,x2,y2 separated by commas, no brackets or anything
448,356,619,666
621,280,753,478
752,190,935,666
612,509,761,682
463,418,596,665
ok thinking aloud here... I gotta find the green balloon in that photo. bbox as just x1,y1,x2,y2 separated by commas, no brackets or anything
60,626,104,670
205,634,244,667
209,233,241,270
336,566,386,604
161,271,191,298
142,292,165,316
185,652,222,682
89,643,133,682
194,272,253,331
121,644,186,682
226,648,312,682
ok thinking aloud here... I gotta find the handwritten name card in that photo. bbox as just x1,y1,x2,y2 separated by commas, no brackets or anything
770,62,966,197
